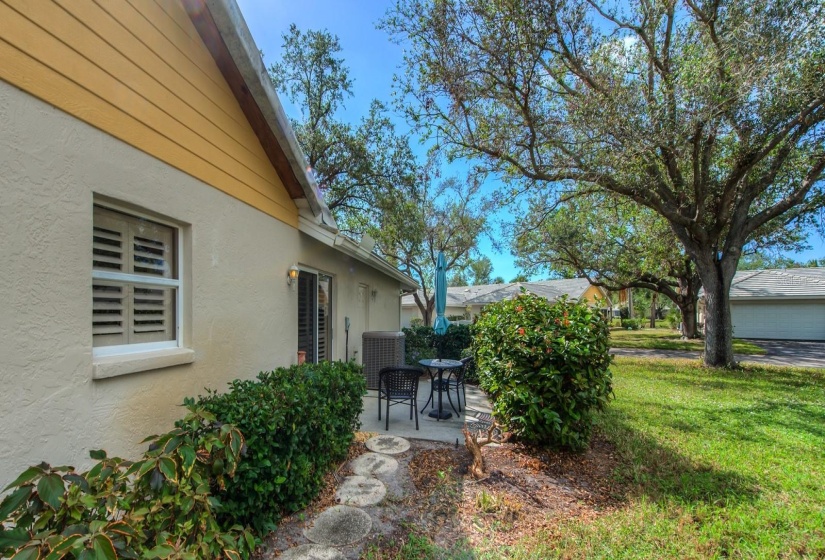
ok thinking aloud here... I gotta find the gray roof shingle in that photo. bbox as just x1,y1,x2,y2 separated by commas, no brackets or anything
728,268,825,299
401,278,598,306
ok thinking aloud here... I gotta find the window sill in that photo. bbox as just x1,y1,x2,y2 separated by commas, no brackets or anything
93,347,195,380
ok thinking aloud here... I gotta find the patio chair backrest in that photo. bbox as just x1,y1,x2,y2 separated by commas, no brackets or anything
457,356,474,382
379,366,421,396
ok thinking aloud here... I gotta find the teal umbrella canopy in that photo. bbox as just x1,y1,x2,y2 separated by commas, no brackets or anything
433,251,451,336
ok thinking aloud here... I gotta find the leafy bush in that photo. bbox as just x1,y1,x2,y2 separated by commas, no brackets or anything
620,318,644,330
409,317,424,327
473,294,613,450
402,324,473,366
666,308,682,330
197,362,365,532
0,405,255,559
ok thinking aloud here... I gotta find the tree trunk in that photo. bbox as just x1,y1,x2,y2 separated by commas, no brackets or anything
695,258,737,367
680,301,698,338
414,294,435,326
649,292,658,328
627,288,633,318
675,262,701,339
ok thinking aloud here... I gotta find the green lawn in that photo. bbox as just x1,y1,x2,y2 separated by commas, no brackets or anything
499,358,825,559
610,327,767,355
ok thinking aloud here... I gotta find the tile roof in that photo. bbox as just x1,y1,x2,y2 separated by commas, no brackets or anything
401,278,598,306
728,268,825,299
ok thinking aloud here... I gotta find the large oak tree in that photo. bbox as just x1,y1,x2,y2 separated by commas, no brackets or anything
384,0,825,366
515,190,705,336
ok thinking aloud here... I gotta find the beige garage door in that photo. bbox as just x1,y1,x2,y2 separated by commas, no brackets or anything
731,301,825,341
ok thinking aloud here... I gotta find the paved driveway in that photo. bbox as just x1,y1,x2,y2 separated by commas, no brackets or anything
611,340,825,369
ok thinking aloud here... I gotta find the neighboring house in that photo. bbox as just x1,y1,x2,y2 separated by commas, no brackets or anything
401,279,609,327
698,268,825,341
0,0,416,480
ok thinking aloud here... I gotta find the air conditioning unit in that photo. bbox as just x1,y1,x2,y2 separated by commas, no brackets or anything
362,331,405,390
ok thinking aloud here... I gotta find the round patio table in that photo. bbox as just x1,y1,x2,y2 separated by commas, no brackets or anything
418,358,463,420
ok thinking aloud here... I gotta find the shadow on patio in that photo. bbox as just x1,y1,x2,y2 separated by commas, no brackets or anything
359,376,492,443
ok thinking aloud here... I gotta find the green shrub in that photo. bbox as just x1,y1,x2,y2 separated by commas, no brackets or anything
666,308,682,329
0,405,255,559
403,324,472,365
197,362,365,533
472,294,613,450
620,318,644,330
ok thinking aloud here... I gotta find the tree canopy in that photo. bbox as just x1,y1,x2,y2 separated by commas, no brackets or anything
370,170,490,325
384,0,825,366
269,25,417,234
515,189,704,336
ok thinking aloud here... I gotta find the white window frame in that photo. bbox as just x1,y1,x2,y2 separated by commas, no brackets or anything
92,203,184,358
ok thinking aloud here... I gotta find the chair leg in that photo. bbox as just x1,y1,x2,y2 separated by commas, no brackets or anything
446,384,459,415
386,397,390,431
378,389,382,421
414,395,419,430
420,381,434,413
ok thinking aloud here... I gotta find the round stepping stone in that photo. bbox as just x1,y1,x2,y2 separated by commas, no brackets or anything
335,475,387,507
278,544,346,560
364,435,410,455
350,452,399,476
303,505,371,546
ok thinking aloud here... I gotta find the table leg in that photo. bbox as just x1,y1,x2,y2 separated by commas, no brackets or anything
427,368,453,420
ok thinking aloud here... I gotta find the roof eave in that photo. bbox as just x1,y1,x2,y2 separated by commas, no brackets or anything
185,0,335,227
299,216,419,291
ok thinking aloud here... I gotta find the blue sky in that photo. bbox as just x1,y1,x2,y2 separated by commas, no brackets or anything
236,0,823,276
236,0,528,281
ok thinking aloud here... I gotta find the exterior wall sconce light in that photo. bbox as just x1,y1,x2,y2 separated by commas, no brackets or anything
371,288,378,301
287,264,299,286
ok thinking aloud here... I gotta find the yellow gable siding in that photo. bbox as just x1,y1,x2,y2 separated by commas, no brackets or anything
583,285,605,303
0,0,298,226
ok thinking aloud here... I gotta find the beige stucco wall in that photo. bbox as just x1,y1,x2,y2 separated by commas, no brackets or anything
297,235,404,364
0,81,401,483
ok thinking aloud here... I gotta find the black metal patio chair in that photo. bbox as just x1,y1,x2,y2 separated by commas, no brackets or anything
378,365,421,431
434,356,472,415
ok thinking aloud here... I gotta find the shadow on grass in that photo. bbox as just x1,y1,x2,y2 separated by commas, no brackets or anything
599,412,762,507
626,357,825,391
630,364,825,442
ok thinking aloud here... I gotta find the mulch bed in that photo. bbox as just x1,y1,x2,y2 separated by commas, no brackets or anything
407,434,623,551
263,432,624,557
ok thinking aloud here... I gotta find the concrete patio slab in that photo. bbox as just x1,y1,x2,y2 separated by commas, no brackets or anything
349,452,398,476
335,475,387,507
277,544,345,560
303,505,371,546
360,379,492,443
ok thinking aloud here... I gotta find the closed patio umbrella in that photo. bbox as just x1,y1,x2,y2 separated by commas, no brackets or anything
433,251,450,338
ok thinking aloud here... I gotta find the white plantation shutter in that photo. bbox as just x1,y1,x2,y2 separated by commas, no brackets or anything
93,206,178,350
297,271,316,363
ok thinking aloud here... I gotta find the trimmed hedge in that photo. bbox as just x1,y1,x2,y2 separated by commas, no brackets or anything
197,362,365,532
620,318,644,330
402,324,472,364
473,294,613,450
